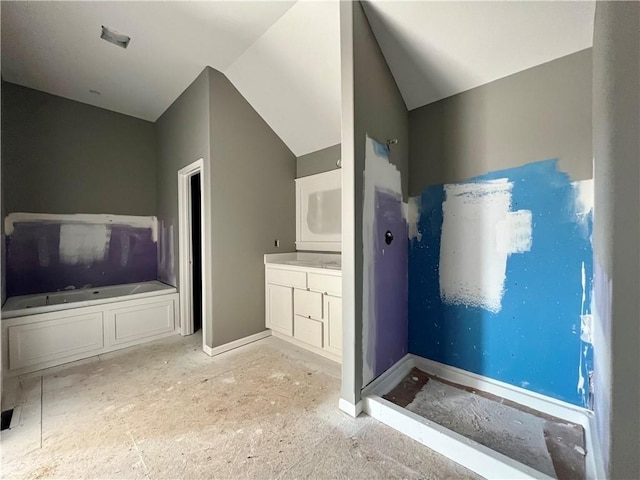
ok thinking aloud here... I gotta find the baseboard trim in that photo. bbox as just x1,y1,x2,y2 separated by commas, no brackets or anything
338,398,362,417
361,353,600,480
361,353,413,398
271,330,341,364
363,395,553,480
586,414,606,479
203,330,272,357
410,355,590,426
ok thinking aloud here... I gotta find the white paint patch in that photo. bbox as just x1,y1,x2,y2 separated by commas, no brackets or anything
496,210,533,254
439,180,532,313
580,313,593,342
362,135,404,387
407,196,422,241
58,224,110,266
440,180,510,313
572,179,594,237
577,359,585,397
5,212,158,241
572,179,594,215
580,262,586,314
158,221,176,286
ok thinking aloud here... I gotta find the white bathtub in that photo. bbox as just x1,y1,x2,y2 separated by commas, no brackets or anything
2,281,180,375
2,281,175,319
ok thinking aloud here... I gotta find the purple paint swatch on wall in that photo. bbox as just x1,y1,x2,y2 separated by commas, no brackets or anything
5,221,157,297
372,188,409,378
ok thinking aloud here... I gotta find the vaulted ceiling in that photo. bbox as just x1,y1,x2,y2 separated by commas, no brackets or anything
1,1,595,157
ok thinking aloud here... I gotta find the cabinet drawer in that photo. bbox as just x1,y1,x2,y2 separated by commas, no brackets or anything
266,267,307,289
294,315,323,348
308,273,342,296
294,289,322,319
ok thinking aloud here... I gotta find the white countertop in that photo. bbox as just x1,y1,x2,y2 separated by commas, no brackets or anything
264,252,341,273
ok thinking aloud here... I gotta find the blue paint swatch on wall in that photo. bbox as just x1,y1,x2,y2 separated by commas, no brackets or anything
408,159,594,407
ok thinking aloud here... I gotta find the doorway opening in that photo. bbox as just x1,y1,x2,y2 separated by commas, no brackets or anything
190,173,202,333
177,158,208,347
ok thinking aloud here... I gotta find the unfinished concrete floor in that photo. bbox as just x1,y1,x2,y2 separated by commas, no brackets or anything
1,333,480,479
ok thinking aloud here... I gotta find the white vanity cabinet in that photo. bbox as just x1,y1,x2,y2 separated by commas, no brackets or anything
266,284,293,336
264,261,342,363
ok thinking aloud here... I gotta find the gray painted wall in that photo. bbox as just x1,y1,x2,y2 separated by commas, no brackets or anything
296,144,341,178
408,49,592,195
2,81,156,215
340,0,409,406
592,2,640,478
208,68,296,348
155,69,211,288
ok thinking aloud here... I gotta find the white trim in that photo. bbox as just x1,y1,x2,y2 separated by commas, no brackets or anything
586,414,607,480
362,354,601,480
339,0,359,415
203,330,272,357
361,353,413,398
177,159,208,353
363,395,553,480
294,241,341,252
411,355,591,426
4,212,157,239
338,398,362,417
271,330,341,364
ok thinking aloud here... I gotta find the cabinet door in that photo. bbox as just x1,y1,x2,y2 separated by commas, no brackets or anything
323,295,342,356
267,284,293,336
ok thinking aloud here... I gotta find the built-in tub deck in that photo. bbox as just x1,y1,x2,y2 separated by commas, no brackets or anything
2,281,175,319
2,281,179,376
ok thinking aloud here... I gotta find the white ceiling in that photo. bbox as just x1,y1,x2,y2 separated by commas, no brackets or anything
363,1,596,111
1,1,595,157
1,1,296,121
226,0,341,156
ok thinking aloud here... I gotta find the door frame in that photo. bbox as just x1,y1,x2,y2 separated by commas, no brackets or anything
177,158,208,348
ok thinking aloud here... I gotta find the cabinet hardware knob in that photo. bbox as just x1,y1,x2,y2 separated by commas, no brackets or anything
308,315,311,319
324,292,328,295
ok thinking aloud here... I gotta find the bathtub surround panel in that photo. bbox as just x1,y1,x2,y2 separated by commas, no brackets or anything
362,137,408,386
5,214,157,297
1,81,156,216
409,159,594,407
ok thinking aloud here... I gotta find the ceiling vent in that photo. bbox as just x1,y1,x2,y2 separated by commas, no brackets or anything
100,26,130,49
